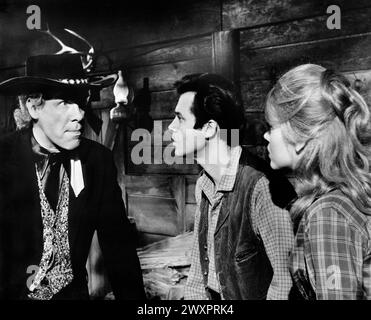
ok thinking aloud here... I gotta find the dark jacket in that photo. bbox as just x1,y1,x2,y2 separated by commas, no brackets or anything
198,148,296,299
0,128,145,300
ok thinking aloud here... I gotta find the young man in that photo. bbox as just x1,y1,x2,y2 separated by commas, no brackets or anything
0,53,145,300
168,73,296,300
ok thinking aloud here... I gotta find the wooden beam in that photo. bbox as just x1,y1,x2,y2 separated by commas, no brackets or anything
185,203,197,231
104,36,212,71
127,58,212,92
211,30,240,87
171,176,186,233
240,33,371,82
222,0,371,30
239,7,371,50
127,196,179,236
0,1,220,70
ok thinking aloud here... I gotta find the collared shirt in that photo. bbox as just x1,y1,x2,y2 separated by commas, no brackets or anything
32,135,85,197
290,189,371,300
197,145,242,295
184,147,294,300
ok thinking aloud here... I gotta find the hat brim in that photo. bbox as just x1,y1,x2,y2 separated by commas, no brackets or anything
0,73,118,96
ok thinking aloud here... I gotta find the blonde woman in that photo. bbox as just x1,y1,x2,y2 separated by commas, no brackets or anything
264,64,371,300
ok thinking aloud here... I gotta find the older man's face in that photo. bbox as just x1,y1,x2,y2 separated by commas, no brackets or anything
34,97,86,151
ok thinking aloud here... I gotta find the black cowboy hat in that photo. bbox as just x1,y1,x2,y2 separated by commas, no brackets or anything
0,54,117,96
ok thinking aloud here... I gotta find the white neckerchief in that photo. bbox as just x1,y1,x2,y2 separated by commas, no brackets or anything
70,159,84,197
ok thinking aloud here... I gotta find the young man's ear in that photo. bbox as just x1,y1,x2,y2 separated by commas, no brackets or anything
25,98,40,120
202,120,218,140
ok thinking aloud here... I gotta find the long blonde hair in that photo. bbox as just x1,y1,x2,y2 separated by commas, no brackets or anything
265,64,371,222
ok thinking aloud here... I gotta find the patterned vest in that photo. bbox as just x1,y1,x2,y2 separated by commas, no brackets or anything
27,166,74,300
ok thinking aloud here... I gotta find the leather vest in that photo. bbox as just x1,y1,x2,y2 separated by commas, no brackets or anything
198,148,295,299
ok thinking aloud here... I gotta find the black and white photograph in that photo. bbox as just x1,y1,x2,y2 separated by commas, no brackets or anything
0,0,371,311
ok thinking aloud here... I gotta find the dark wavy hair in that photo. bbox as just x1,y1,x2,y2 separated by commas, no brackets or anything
174,73,245,146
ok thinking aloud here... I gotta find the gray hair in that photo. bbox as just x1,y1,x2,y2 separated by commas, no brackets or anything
14,93,44,130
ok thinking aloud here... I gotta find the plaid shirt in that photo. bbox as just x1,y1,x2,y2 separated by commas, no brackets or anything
184,146,294,300
290,189,371,299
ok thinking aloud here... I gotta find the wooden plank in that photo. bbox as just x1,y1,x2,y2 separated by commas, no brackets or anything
241,80,272,112
141,267,188,300
240,7,371,50
0,0,219,69
0,95,17,135
128,196,179,236
100,108,111,146
124,175,177,199
64,0,221,51
185,203,197,232
91,88,177,120
222,0,371,30
149,90,178,120
103,122,120,151
127,158,201,175
104,36,212,71
113,124,128,207
137,232,171,247
171,176,186,233
0,4,59,69
211,30,240,87
137,232,193,269
240,70,371,117
127,58,212,92
186,175,198,204
240,34,371,81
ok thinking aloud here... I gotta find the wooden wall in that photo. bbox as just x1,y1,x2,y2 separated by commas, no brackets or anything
2,0,371,246
77,0,220,245
103,0,371,244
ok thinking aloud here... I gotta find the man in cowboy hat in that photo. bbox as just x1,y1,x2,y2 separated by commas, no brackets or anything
0,52,145,300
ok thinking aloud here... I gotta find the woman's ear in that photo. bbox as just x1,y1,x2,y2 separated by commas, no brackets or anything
294,141,306,155
202,120,218,140
25,98,40,120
